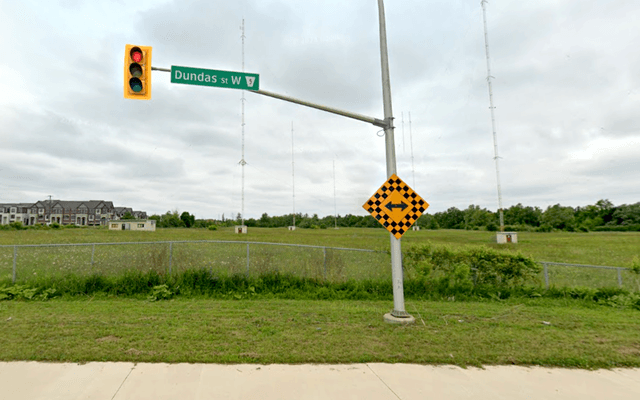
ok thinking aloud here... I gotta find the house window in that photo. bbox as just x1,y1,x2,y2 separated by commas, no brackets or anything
96,209,101,214
10,207,16,213
137,223,145,228
39,208,44,215
89,215,94,221
111,223,118,228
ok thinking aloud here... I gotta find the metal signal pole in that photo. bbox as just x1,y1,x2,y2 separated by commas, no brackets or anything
378,0,413,323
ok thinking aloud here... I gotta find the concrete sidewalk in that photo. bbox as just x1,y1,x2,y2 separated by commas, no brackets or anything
1,362,639,400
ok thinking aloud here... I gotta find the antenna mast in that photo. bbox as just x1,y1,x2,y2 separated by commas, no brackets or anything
481,0,505,231
333,158,337,229
401,112,405,153
409,112,416,188
291,122,296,228
239,19,247,227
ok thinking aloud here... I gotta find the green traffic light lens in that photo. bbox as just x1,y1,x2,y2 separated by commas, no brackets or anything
129,63,143,78
129,78,143,92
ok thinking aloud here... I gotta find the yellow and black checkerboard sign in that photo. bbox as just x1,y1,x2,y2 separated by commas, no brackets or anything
362,174,429,239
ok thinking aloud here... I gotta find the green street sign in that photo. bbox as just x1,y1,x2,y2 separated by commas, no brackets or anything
170,65,259,91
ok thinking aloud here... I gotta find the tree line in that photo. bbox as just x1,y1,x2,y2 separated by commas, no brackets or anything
420,199,640,232
149,199,640,232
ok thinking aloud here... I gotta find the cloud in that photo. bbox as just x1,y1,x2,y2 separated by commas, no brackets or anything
1,0,639,219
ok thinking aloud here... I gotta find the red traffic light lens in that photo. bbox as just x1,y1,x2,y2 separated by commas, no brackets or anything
129,63,143,78
129,78,143,92
130,47,143,62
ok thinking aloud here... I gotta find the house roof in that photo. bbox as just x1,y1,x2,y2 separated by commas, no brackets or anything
0,203,35,209
2,200,138,215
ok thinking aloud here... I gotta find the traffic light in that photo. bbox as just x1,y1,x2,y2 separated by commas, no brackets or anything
124,44,152,100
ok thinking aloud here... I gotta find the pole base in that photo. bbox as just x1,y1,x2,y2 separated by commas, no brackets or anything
384,313,415,325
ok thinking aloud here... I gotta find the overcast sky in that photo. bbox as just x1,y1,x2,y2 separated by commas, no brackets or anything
1,0,639,220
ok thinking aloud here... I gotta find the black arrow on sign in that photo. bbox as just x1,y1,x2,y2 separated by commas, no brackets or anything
385,201,408,212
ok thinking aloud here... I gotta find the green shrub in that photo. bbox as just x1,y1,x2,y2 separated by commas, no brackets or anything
0,285,58,301
148,284,174,301
535,224,552,232
2,268,637,309
630,256,640,275
208,225,218,231
63,224,85,229
503,224,532,232
0,222,27,231
603,293,640,310
404,242,540,291
593,224,640,232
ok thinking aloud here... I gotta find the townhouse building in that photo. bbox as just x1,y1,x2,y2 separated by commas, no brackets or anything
0,200,147,227
0,203,32,226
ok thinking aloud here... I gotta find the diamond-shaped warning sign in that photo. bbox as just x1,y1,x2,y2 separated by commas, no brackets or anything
363,174,429,239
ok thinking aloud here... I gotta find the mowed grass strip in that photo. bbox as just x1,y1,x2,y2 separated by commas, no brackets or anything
1,298,639,368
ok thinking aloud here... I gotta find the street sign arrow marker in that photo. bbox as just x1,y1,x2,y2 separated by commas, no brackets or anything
385,202,408,212
363,174,429,239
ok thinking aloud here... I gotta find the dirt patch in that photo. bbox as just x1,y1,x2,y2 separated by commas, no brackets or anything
618,346,640,357
96,335,120,343
125,348,143,356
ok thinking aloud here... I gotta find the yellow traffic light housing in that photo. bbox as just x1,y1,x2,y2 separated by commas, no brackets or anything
124,44,152,100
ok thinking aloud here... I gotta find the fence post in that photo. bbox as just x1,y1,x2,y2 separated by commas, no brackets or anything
12,246,17,284
168,242,173,275
90,244,96,269
246,243,250,276
543,263,549,290
617,268,623,288
323,247,327,281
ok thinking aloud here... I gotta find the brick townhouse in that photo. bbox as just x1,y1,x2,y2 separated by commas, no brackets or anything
0,200,147,226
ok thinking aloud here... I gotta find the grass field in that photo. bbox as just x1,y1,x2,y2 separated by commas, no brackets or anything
1,297,639,368
1,228,639,367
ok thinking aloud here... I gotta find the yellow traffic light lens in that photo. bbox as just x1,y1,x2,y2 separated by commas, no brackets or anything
129,78,143,92
130,47,143,62
129,63,143,78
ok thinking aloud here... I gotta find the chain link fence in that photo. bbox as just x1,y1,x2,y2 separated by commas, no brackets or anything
0,241,390,285
538,261,639,292
1,241,638,291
